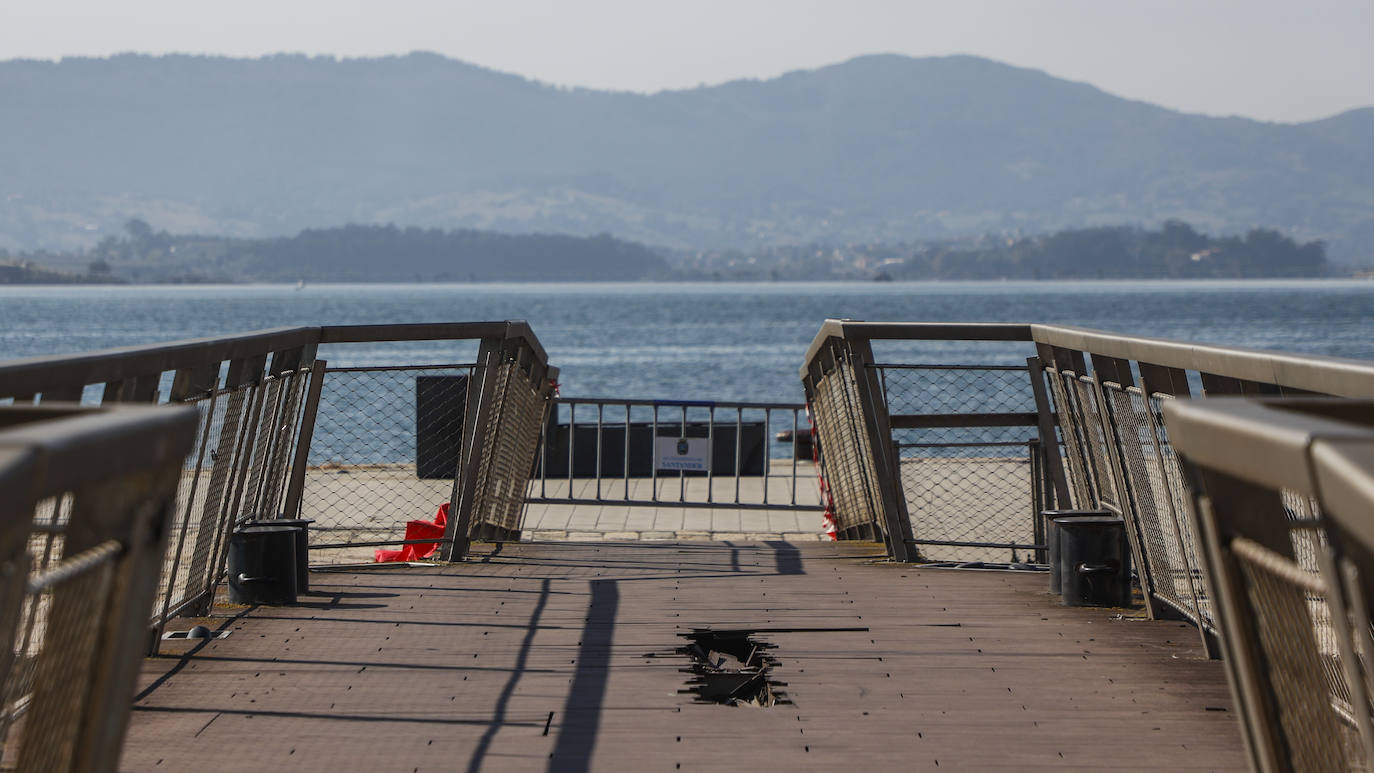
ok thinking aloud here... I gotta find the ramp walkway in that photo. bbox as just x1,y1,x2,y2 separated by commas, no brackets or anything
125,541,1245,772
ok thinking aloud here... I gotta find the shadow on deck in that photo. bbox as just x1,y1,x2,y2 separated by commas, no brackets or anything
126,542,1245,771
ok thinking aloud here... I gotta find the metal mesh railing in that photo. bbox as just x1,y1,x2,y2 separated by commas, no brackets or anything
152,366,311,627
7,539,120,771
1164,397,1374,772
1046,369,1098,510
1146,393,1212,628
300,364,474,557
177,383,253,617
1045,366,1219,631
881,365,1040,562
0,404,197,773
878,364,1035,417
466,360,545,539
292,335,553,558
1231,537,1366,771
896,436,1036,561
807,345,883,539
1070,375,1119,508
1102,385,1198,618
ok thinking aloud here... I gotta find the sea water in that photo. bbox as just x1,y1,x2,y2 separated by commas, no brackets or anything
1,280,1371,402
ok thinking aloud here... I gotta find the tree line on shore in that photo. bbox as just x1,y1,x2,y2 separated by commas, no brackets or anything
894,221,1327,280
0,221,668,283
0,219,1331,284
670,221,1329,281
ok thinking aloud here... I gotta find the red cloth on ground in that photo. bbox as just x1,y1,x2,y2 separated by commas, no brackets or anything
375,502,449,562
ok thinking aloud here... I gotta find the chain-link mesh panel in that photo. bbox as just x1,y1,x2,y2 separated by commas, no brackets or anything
1283,490,1327,575
1150,393,1213,629
1071,376,1120,508
878,364,1036,416
152,394,217,625
0,495,71,763
246,369,307,524
0,415,190,772
179,383,251,611
1044,368,1096,509
809,351,882,536
1275,498,1358,727
896,435,1034,562
239,370,306,524
1231,537,1368,772
9,542,118,772
301,366,473,555
467,360,547,537
879,365,1038,561
1104,385,1198,618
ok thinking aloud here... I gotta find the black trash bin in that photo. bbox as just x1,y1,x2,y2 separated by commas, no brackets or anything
228,525,298,605
1043,509,1111,594
1055,515,1130,607
245,518,313,592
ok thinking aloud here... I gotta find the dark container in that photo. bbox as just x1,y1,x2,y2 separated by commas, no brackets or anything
1043,509,1111,594
228,525,298,605
244,518,313,592
1056,515,1131,607
415,375,469,479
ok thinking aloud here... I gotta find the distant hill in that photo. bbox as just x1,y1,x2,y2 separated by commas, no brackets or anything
666,221,1329,281
2,53,1372,262
11,221,666,282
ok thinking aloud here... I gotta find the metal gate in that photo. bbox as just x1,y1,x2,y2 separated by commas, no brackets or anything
528,397,823,512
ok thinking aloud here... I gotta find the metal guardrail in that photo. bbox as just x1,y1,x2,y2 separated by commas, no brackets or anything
1030,323,1374,654
800,323,1048,562
0,322,553,642
800,319,1374,648
1166,398,1374,772
0,404,198,772
879,363,1046,561
527,397,820,511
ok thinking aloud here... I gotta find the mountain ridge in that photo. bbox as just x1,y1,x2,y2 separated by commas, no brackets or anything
2,52,1371,261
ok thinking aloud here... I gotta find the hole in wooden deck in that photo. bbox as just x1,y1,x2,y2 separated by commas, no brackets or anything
675,629,789,708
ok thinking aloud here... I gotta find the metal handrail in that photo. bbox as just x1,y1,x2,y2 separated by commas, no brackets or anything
799,317,1374,648
1164,398,1374,772
0,404,198,773
0,322,547,401
0,322,555,650
801,319,1374,397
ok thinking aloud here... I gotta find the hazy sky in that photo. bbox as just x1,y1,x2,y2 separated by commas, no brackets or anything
5,0,1372,123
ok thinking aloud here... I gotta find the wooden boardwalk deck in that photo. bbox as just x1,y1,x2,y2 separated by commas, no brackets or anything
124,541,1246,772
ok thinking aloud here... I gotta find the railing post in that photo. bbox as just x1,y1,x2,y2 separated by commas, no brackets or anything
846,336,917,562
1026,356,1072,507
442,335,505,561
282,358,327,521
37,383,84,402
102,372,161,403
1044,344,1101,507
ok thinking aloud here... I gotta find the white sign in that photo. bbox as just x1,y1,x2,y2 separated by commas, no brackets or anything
656,436,710,471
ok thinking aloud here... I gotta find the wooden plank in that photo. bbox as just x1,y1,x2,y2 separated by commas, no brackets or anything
122,541,1246,771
